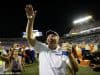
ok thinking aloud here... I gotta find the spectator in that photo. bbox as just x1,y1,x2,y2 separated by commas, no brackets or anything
11,49,22,75
29,47,35,63
0,45,10,74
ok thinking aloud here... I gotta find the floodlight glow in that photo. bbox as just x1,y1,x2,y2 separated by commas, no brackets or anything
35,32,42,37
70,33,78,36
79,26,100,33
32,30,38,32
22,30,42,38
73,16,92,24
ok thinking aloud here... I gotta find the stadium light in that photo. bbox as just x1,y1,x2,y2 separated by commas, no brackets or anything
79,26,100,34
73,15,92,24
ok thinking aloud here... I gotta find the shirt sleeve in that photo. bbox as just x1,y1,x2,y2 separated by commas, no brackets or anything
34,41,48,53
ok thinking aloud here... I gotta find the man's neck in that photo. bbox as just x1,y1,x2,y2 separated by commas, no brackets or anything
48,44,58,50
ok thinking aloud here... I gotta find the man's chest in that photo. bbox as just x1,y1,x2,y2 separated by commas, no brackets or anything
39,51,64,68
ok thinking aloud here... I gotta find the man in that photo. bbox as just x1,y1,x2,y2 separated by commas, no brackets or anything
25,4,78,75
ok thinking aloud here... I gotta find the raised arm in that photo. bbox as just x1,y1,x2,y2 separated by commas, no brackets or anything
61,43,79,73
25,4,37,47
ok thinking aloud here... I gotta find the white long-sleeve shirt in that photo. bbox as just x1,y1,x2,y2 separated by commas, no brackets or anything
34,41,67,75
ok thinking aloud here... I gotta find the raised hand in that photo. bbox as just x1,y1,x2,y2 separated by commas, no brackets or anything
25,4,37,19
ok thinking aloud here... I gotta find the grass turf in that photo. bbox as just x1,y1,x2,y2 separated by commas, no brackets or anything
21,61,39,75
21,61,100,75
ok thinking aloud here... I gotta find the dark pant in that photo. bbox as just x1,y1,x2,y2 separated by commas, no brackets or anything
12,70,21,75
25,57,30,64
30,51,35,63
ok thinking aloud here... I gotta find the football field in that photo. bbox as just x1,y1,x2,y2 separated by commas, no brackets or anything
21,61,100,75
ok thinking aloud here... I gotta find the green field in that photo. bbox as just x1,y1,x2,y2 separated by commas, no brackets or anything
21,61,39,75
21,61,100,75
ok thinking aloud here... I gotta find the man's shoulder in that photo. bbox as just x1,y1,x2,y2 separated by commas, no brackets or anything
36,41,46,45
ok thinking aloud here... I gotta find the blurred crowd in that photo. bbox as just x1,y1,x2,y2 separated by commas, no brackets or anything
0,38,99,74
64,41,100,72
0,42,37,74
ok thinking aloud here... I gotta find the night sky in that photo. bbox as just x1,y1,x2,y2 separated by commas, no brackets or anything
0,0,100,38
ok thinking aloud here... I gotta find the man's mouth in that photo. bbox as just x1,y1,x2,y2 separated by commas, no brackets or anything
49,39,54,42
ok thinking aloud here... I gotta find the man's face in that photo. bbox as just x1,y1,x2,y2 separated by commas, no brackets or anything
46,34,59,44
